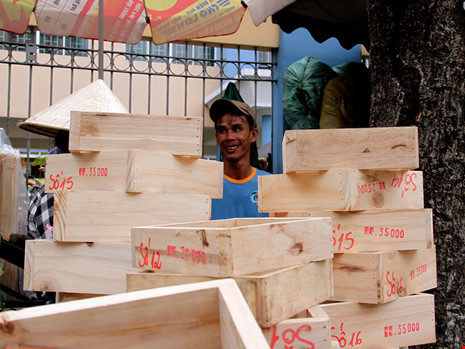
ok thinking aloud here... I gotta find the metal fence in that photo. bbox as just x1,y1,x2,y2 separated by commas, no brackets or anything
0,29,276,176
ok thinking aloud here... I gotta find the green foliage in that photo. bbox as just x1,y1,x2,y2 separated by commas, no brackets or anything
31,156,46,167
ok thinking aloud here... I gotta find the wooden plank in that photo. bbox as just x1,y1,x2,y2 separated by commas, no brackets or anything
69,111,202,156
56,293,103,303
258,170,424,212
271,209,433,253
127,259,332,327
131,217,332,277
126,150,223,198
0,280,269,349
53,190,211,242
332,247,437,304
262,306,331,349
283,127,419,172
45,151,128,193
24,240,134,295
219,280,271,349
45,151,223,198
322,294,436,348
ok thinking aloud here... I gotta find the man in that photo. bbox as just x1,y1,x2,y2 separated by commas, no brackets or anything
209,98,270,220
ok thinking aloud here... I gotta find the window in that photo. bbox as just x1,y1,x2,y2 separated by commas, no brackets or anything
38,34,89,56
258,50,272,69
0,30,34,51
126,42,214,66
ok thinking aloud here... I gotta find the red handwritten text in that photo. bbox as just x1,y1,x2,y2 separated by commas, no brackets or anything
332,224,355,252
331,323,362,347
410,264,427,280
265,324,314,349
384,322,420,337
138,238,162,269
48,171,74,191
386,271,403,298
167,245,206,265
78,167,108,177
364,226,405,239
391,172,418,198
357,181,386,194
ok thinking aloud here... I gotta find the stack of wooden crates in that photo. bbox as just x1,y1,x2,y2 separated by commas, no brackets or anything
21,110,335,347
24,110,223,297
260,127,437,348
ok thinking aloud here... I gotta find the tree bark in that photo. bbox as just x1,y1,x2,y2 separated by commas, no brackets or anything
367,1,465,347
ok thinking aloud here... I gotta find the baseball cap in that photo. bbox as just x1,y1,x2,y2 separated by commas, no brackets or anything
210,98,257,128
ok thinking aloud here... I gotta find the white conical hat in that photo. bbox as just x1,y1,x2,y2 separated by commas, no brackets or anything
18,79,128,138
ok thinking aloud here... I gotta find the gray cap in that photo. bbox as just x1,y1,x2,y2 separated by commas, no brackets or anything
209,98,257,128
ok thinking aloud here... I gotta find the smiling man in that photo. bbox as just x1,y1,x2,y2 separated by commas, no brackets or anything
209,98,270,220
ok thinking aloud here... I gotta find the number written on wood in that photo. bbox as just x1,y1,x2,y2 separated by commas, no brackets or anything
384,323,420,337
138,238,162,269
78,167,108,177
332,224,355,251
331,323,362,347
48,171,73,190
386,271,403,298
264,324,314,349
167,245,206,265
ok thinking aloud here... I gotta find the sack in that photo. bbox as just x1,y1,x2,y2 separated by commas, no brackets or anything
283,56,337,129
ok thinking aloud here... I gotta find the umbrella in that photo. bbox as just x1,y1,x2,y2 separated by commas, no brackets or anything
244,0,368,50
0,0,246,45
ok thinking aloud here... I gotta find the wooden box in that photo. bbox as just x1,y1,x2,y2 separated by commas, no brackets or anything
259,170,423,212
69,111,203,157
24,240,133,295
131,217,332,277
322,293,436,348
127,259,332,327
283,127,419,172
332,247,437,303
45,150,223,198
0,280,269,348
53,190,211,242
262,306,332,349
271,209,433,253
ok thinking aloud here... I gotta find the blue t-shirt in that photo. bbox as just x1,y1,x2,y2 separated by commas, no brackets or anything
211,168,270,220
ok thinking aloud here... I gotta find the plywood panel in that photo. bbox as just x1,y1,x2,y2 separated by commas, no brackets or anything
283,127,419,172
0,280,269,348
272,209,433,252
69,111,202,156
53,190,211,242
332,247,437,303
127,259,332,327
322,294,436,348
131,217,332,277
259,170,424,212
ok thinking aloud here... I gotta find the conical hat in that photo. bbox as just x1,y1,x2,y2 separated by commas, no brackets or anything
18,79,128,138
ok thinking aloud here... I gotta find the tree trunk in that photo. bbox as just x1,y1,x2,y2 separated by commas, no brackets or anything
367,1,465,347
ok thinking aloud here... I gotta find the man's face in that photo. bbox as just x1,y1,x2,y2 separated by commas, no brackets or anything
215,113,258,163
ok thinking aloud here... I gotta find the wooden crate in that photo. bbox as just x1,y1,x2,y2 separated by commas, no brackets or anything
131,217,332,277
262,306,332,349
24,240,133,295
259,170,423,212
332,247,437,304
0,280,269,349
53,190,211,242
271,209,433,253
69,111,203,157
127,259,332,327
45,151,223,198
322,293,436,348
283,127,419,172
